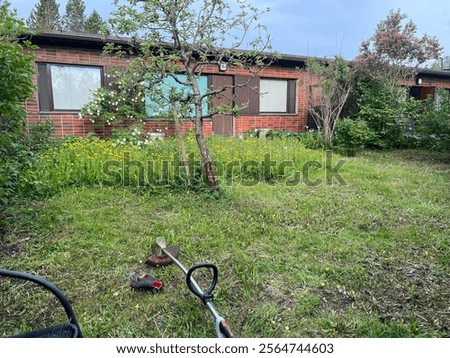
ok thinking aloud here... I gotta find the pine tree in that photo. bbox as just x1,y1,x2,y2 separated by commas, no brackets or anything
63,0,86,32
27,0,62,30
84,10,105,34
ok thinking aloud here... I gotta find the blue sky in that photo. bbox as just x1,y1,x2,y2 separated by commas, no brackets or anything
10,0,450,60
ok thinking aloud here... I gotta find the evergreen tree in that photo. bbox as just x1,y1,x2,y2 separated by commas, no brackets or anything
63,0,86,32
84,10,105,34
27,0,61,30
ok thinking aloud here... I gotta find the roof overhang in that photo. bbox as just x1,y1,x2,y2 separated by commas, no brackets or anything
23,30,450,77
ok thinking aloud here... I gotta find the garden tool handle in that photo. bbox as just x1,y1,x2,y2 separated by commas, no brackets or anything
186,263,218,305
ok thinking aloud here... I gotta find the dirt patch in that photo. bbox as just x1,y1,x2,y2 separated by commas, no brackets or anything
315,251,449,336
360,253,449,333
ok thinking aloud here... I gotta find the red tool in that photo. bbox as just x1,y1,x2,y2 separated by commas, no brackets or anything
130,273,163,293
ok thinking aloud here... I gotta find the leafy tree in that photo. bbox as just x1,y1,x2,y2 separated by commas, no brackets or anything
355,9,442,99
304,56,355,148
85,10,106,34
0,1,37,230
102,0,273,191
63,0,86,32
27,0,62,30
353,10,442,149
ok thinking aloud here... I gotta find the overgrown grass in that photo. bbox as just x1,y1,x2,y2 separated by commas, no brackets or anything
1,148,449,338
20,136,327,197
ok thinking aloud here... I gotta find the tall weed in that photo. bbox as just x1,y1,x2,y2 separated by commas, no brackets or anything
22,136,330,196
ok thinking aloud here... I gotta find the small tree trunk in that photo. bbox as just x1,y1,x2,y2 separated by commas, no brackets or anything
193,117,218,191
171,102,191,182
185,65,219,191
323,120,332,148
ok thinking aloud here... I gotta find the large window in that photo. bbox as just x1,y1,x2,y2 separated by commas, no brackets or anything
259,78,296,114
233,76,297,115
37,63,102,112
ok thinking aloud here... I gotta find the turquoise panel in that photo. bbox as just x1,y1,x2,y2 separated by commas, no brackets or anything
145,74,208,117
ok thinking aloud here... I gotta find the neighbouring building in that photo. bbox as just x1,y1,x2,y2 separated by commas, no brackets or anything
24,30,450,137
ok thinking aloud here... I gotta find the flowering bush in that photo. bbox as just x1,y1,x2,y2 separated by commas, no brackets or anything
80,86,146,127
111,124,158,147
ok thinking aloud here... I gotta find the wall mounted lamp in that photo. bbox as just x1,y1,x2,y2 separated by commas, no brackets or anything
219,62,228,72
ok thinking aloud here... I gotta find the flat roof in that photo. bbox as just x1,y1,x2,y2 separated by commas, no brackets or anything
26,29,450,77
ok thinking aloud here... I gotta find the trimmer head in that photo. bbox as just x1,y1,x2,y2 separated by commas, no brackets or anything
151,237,167,257
145,237,180,266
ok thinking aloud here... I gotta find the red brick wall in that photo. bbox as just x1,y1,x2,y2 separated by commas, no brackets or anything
26,45,131,137
415,76,450,88
233,64,310,135
401,74,450,89
25,43,313,138
25,42,450,138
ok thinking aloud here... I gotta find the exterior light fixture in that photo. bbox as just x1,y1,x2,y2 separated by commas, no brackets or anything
417,78,423,85
219,62,228,72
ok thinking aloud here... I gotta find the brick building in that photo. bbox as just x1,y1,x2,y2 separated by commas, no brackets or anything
25,30,450,137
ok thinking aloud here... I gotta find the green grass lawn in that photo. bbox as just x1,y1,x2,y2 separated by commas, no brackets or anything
1,149,449,337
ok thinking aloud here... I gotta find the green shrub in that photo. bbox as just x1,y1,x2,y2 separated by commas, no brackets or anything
298,130,324,150
265,129,299,140
356,79,416,149
250,129,324,150
334,118,375,156
28,118,59,152
242,128,259,139
0,1,37,228
415,89,450,151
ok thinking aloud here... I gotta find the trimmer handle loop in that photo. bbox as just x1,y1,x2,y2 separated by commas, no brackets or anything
186,263,218,305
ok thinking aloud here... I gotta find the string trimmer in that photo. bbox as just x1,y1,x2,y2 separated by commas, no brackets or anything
146,237,234,338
